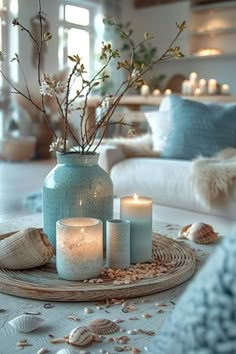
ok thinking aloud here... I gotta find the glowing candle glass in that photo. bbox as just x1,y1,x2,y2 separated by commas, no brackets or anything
120,194,152,263
56,217,103,281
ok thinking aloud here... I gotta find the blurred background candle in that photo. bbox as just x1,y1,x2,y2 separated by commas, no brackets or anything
140,84,150,97
120,194,152,263
106,219,130,269
152,89,160,96
56,217,103,280
221,84,230,95
208,79,218,94
199,79,207,94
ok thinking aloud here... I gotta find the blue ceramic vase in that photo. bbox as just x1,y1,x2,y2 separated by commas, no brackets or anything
43,152,113,252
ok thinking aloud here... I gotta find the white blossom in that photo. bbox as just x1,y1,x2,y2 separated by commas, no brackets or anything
102,95,114,109
49,138,68,152
40,81,55,97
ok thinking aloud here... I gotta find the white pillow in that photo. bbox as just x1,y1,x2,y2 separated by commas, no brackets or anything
145,110,171,152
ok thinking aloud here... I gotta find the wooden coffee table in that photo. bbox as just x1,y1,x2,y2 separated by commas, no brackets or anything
0,213,219,354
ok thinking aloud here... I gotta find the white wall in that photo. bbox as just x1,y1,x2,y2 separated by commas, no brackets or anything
121,0,236,94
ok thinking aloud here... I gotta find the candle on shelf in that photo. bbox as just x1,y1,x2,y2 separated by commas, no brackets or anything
181,80,193,95
194,87,201,96
106,219,130,269
221,84,230,95
199,78,207,95
208,79,218,95
120,194,152,263
152,89,161,96
140,84,150,97
56,217,103,281
189,72,198,85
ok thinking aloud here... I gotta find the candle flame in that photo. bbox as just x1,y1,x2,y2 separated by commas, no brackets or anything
133,193,139,201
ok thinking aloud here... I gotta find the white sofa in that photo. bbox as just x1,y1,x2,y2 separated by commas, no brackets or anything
98,95,236,236
99,144,236,237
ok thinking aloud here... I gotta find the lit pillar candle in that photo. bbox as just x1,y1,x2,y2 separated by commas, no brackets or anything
189,72,198,86
140,84,150,97
56,217,103,280
164,88,172,96
199,79,207,95
221,84,230,95
208,79,218,95
120,194,152,263
152,89,160,96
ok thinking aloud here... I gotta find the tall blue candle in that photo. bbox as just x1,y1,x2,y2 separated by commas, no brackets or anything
120,195,152,263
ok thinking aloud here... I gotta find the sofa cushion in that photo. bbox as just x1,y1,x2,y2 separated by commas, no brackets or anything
145,110,170,151
161,95,236,160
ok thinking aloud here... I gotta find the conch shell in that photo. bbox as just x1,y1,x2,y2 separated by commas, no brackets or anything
178,222,218,244
0,228,53,269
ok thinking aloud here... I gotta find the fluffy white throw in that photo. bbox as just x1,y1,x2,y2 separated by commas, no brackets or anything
191,148,236,208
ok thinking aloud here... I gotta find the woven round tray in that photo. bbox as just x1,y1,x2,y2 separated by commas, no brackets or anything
0,234,196,301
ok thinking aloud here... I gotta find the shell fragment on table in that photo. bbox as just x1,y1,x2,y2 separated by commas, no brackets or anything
178,222,218,244
8,314,44,332
88,318,119,335
56,349,78,354
0,228,53,269
68,326,94,347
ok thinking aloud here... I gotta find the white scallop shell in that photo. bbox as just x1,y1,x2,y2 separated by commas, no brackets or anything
178,222,218,244
56,349,78,354
8,314,44,332
68,326,94,347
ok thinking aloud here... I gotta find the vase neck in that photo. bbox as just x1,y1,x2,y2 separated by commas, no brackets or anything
56,152,99,166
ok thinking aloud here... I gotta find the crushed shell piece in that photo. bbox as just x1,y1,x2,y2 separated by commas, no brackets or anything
37,348,49,354
178,222,218,244
84,307,94,314
88,318,119,335
68,326,94,347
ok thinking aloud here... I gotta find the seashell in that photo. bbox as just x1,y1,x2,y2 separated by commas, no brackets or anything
56,349,78,354
88,318,119,335
68,326,94,347
8,314,44,332
0,228,53,269
178,222,218,244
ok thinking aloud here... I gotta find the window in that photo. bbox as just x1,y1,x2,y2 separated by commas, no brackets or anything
58,0,104,81
0,0,17,138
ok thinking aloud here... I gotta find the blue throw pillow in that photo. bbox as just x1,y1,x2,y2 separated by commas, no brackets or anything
148,230,236,354
161,95,236,160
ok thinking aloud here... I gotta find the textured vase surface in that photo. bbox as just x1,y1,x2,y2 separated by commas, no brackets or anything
43,152,113,252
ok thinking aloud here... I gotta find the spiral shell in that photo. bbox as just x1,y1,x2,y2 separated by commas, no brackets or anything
68,326,94,347
88,318,119,335
8,314,44,332
0,228,53,269
178,222,218,244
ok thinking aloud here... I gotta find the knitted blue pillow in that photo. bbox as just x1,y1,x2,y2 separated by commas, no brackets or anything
148,231,236,354
161,95,236,160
